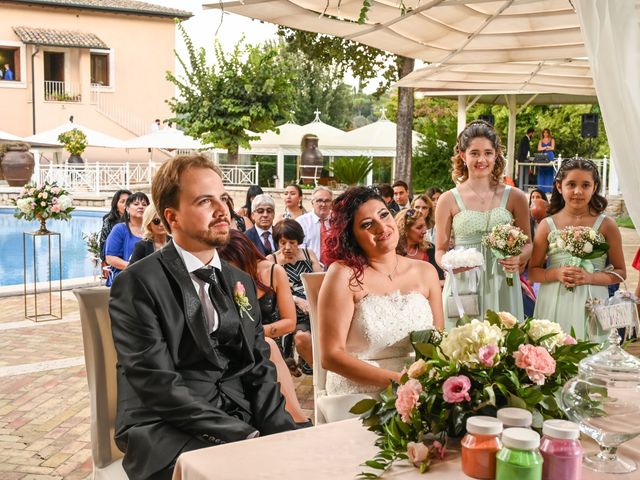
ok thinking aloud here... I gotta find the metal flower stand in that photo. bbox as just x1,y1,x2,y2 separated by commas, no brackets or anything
23,230,63,321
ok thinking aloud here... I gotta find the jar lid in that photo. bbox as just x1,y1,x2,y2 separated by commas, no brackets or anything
578,330,640,385
502,428,540,450
543,420,580,440
497,408,533,427
466,416,503,435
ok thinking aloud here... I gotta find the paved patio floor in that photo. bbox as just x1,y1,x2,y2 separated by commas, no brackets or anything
0,227,637,479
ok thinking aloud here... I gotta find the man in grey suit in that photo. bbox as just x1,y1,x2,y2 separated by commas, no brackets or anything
109,155,295,480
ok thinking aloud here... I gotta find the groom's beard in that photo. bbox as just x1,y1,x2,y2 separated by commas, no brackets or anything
195,219,230,248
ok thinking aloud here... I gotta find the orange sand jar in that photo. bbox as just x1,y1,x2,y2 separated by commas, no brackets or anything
461,416,504,479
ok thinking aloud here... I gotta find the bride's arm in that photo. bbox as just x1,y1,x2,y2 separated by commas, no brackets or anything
420,262,444,331
318,263,402,388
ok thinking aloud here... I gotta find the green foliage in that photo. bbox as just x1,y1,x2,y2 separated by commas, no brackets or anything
57,128,87,156
412,136,455,193
166,22,296,159
616,216,635,229
329,156,373,185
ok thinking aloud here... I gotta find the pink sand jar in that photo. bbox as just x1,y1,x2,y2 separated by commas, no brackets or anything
539,419,583,480
461,416,504,479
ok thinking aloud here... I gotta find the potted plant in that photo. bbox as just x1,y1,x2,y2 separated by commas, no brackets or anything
13,181,75,234
57,128,88,164
0,142,35,186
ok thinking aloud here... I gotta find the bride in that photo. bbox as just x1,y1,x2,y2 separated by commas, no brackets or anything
318,187,443,420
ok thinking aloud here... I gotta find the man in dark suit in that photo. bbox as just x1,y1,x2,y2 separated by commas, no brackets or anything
244,194,276,256
517,127,535,163
109,155,295,480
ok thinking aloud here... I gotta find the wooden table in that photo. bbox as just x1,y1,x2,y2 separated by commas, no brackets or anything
172,418,640,480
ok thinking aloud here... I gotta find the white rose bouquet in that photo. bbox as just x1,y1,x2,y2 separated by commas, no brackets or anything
550,226,609,291
13,181,74,233
441,247,484,270
482,224,528,286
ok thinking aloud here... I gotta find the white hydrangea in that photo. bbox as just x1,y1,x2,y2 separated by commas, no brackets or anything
57,195,73,210
16,197,34,214
528,319,566,351
439,319,504,367
441,247,484,270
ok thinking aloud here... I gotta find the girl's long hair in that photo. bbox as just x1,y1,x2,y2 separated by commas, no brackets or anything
451,120,505,185
218,230,270,292
548,158,607,215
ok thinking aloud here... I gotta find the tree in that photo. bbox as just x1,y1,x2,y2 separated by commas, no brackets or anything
166,23,296,162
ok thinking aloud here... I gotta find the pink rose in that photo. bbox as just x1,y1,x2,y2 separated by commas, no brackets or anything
432,441,446,460
51,187,61,194
563,335,577,345
513,344,556,385
51,204,61,213
407,442,430,466
478,344,499,367
234,281,246,295
395,379,422,423
407,359,428,378
442,375,471,403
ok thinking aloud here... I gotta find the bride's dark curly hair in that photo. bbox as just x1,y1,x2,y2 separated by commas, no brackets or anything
451,120,505,185
324,186,387,286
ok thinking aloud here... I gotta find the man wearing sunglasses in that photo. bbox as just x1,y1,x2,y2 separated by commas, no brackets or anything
244,194,277,255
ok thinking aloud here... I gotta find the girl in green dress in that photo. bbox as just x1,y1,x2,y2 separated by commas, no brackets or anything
529,158,626,342
435,121,532,330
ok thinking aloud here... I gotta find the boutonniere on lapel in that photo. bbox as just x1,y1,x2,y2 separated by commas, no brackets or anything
234,281,254,322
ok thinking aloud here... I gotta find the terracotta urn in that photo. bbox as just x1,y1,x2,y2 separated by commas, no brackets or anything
1,144,34,186
299,134,323,185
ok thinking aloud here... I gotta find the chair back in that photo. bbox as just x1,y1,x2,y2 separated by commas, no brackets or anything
300,272,327,422
74,287,127,478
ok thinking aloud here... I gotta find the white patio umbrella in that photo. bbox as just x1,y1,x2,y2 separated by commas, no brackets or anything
24,121,126,148
0,130,25,142
123,127,210,150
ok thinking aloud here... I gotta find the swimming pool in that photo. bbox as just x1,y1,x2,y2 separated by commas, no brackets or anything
0,208,104,287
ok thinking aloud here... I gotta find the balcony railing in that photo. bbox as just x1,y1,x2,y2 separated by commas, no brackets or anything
44,80,82,102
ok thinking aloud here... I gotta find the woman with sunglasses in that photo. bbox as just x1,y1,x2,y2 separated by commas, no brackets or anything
129,203,170,264
435,121,532,329
105,192,149,286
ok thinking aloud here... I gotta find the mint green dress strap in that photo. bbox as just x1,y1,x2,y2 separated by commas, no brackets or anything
593,213,606,231
499,185,511,209
545,216,557,231
451,188,466,211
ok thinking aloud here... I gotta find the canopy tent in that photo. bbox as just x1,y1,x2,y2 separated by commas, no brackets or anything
123,127,211,150
24,121,126,148
207,0,640,232
0,130,26,142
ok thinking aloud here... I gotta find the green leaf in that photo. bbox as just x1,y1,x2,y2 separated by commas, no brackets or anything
508,393,528,409
350,399,378,415
364,460,386,470
485,310,502,327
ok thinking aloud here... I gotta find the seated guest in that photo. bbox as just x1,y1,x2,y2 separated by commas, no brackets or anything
295,186,333,265
219,231,310,425
376,184,400,216
129,203,169,264
426,186,443,209
528,188,548,238
105,192,149,286
411,193,436,242
109,155,295,480
244,194,276,255
225,196,252,232
317,187,443,422
275,184,307,223
99,189,131,262
396,208,444,283
271,219,323,375
392,180,411,210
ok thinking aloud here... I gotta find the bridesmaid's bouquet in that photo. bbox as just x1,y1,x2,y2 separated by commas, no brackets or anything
481,224,528,286
550,226,609,291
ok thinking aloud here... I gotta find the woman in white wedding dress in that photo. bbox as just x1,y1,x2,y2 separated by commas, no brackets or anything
318,187,444,419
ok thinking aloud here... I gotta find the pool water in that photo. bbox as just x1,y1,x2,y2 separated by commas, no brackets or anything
0,208,104,287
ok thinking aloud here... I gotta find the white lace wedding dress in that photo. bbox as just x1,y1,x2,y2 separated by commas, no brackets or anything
325,291,434,397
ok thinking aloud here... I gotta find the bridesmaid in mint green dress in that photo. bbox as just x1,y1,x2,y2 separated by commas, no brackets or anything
529,158,626,342
435,121,533,331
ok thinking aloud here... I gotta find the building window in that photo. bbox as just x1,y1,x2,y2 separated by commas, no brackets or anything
0,47,20,81
91,52,110,86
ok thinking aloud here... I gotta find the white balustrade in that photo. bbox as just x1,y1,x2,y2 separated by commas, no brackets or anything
44,81,81,102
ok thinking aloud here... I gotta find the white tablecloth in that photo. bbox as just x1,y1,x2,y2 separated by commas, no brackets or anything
172,418,640,480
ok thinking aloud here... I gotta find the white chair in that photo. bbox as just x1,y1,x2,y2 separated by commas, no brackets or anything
301,272,371,424
74,287,128,480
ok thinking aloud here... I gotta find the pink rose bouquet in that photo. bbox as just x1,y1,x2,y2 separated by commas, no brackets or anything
353,312,597,477
481,224,528,286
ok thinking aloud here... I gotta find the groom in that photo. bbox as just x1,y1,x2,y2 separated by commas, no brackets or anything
109,155,295,480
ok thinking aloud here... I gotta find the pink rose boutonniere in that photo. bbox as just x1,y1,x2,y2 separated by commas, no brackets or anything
233,281,254,321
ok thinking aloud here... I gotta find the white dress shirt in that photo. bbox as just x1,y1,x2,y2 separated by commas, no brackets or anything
174,241,221,334
295,211,328,259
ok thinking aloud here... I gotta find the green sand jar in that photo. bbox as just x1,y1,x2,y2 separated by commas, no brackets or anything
496,428,543,480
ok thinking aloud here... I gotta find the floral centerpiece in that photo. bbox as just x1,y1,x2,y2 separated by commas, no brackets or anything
550,226,609,291
352,312,597,477
13,181,74,234
57,128,88,158
82,231,100,264
482,224,528,286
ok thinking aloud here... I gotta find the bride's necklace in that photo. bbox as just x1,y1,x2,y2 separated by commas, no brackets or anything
370,257,399,281
467,183,495,206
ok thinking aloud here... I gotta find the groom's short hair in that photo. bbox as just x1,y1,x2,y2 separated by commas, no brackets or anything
152,154,222,231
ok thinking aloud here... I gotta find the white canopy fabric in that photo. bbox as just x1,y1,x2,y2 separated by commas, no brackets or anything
123,127,210,150
25,121,125,148
206,0,586,64
0,130,25,142
322,117,422,153
248,118,346,154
